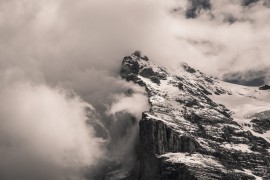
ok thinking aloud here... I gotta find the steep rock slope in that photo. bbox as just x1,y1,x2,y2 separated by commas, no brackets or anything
121,52,270,180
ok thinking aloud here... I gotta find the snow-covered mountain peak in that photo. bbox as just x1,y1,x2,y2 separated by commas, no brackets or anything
121,52,270,179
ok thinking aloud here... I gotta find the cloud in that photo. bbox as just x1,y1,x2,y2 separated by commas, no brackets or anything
168,0,270,83
107,86,149,119
0,0,269,84
0,82,104,180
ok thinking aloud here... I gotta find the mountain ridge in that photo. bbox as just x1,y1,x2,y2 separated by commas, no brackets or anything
120,52,270,180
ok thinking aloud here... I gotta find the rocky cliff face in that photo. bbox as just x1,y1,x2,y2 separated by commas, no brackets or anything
121,52,270,180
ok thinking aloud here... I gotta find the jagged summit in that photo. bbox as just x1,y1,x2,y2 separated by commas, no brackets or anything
121,53,270,180
132,50,149,61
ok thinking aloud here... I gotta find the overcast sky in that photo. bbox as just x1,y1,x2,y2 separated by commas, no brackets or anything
0,0,269,179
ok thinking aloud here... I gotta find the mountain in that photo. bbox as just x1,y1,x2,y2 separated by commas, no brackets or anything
120,52,270,180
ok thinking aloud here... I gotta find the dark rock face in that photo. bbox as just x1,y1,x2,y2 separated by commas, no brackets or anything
252,118,270,133
259,85,270,90
249,110,270,134
139,119,201,180
139,68,156,78
181,63,197,74
120,53,270,180
139,68,161,84
120,56,140,78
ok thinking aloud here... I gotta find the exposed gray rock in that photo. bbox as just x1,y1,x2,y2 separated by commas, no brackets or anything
259,85,270,90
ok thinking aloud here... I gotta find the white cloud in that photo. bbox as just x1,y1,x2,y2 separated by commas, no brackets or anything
108,92,149,119
166,0,270,80
0,82,104,180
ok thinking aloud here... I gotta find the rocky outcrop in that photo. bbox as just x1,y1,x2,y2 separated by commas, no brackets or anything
139,117,201,180
259,85,270,90
121,52,270,180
